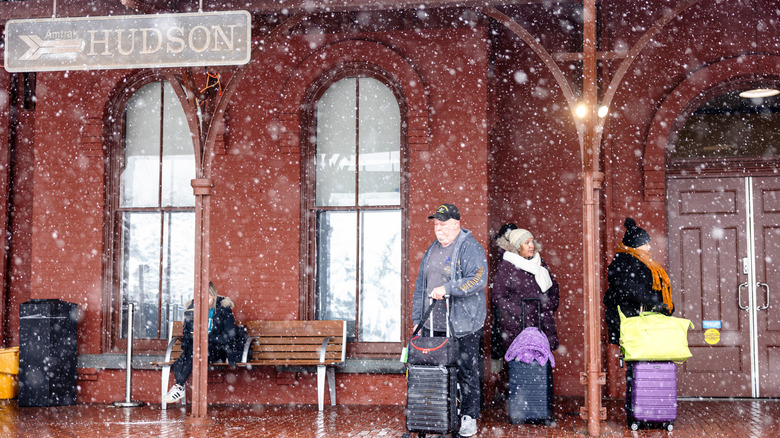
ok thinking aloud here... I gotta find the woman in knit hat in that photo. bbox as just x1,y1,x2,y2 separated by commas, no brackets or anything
603,218,674,345
492,228,560,353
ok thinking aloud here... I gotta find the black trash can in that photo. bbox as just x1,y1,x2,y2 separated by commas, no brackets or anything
19,299,78,407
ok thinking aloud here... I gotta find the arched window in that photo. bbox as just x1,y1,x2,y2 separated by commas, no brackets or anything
671,88,780,165
111,80,195,346
303,74,406,353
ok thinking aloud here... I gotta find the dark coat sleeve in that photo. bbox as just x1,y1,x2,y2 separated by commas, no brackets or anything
604,253,666,344
492,261,523,327
540,259,560,349
209,297,246,365
209,298,238,346
181,303,194,351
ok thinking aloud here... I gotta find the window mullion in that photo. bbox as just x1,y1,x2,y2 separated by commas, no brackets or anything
354,78,361,342
156,83,166,339
156,211,166,339
158,83,166,208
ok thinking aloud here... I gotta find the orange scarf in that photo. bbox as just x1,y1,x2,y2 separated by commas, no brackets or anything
616,242,673,312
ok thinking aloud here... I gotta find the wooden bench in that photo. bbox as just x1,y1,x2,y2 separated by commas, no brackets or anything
154,319,347,410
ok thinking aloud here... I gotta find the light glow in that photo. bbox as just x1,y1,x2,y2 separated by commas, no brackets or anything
739,88,780,98
575,104,609,118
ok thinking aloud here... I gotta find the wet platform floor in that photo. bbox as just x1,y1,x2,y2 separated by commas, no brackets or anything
1,397,778,437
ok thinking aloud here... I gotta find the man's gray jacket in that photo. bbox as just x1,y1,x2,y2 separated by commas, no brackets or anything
412,228,488,337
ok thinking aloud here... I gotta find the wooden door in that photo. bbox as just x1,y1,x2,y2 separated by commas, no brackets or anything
667,176,750,397
668,176,780,397
752,176,780,397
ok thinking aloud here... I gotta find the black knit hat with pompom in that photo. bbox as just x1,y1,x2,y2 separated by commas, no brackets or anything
494,223,518,240
622,217,651,248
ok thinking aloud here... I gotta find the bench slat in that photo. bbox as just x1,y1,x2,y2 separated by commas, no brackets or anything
250,351,343,359
252,337,344,345
251,343,343,351
244,320,344,337
241,359,341,366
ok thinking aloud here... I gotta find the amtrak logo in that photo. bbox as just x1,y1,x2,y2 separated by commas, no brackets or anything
19,34,82,61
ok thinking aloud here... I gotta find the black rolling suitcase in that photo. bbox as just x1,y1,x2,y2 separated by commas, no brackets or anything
506,298,554,424
405,364,460,437
404,298,460,438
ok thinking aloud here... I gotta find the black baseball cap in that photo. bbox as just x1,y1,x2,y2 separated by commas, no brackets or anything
428,204,461,221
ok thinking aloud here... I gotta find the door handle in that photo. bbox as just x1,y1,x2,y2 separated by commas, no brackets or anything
738,282,749,310
757,282,770,311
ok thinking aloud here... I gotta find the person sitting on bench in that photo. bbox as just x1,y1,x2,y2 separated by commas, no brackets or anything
163,281,246,404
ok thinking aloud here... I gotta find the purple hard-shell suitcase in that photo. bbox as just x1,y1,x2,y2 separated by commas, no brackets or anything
626,361,676,431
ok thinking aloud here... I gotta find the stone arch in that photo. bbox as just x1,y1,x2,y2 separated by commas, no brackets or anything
643,55,780,201
273,39,430,154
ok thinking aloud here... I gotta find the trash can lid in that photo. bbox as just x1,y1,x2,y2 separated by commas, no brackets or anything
0,347,19,375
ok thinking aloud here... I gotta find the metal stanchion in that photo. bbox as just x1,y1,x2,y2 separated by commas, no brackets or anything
114,303,144,407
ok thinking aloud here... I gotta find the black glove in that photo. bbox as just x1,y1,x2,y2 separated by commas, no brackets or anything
651,302,670,314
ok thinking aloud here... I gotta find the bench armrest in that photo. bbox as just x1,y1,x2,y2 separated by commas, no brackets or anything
318,336,332,364
242,336,255,363
164,337,179,362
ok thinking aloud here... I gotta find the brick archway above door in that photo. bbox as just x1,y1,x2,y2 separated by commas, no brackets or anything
643,55,780,202
273,39,431,155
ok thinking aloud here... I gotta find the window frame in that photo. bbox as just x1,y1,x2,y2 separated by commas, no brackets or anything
300,66,410,358
104,74,195,352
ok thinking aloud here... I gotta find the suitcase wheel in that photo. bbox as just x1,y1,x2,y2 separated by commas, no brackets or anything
630,422,639,431
665,422,674,432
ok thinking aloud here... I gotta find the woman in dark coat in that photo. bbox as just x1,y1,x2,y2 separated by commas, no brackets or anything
163,281,246,403
490,223,517,360
492,228,560,352
603,218,674,345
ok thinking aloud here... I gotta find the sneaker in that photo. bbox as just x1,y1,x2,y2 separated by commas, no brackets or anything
163,384,185,404
459,414,477,437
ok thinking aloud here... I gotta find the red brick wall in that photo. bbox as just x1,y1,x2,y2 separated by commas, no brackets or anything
29,70,127,355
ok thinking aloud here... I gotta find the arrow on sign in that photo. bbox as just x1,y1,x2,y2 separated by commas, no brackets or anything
19,35,82,61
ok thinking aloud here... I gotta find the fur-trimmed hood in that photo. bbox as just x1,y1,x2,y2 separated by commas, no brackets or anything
185,295,234,310
216,296,234,309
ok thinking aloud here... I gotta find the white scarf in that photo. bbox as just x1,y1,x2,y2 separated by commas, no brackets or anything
503,251,553,293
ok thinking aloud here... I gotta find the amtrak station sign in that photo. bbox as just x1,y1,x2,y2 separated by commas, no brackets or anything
4,11,251,72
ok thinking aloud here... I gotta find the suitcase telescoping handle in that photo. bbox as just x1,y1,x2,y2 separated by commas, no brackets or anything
412,295,453,338
521,297,542,331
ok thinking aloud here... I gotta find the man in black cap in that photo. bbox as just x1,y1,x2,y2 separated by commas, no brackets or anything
412,203,488,437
